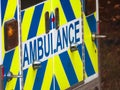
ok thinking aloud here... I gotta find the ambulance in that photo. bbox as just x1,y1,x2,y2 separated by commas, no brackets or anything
0,0,105,90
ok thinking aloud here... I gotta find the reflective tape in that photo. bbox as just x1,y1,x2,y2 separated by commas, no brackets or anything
2,0,98,90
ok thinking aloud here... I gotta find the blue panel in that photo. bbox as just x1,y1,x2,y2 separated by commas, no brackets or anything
33,61,47,90
50,77,54,90
54,76,60,90
85,46,95,76
14,9,17,19
21,11,25,22
23,69,28,86
1,0,8,23
87,15,96,33
27,4,44,40
3,50,15,87
50,76,60,90
60,0,79,86
60,0,75,22
59,52,78,86
87,15,97,45
22,4,44,89
15,78,20,90
77,44,82,58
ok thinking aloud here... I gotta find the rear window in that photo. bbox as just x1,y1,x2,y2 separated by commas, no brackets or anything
21,0,46,10
85,0,96,15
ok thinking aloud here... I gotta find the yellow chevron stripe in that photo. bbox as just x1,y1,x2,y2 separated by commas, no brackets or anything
54,55,70,89
37,0,51,36
5,47,20,90
68,1,83,81
2,0,17,21
38,1,68,89
22,7,35,42
94,12,97,19
52,0,67,26
52,0,82,89
2,0,17,59
23,67,37,90
70,0,81,18
84,14,98,73
51,1,70,89
23,2,52,89
23,4,47,89
37,1,54,87
41,58,53,90
68,49,83,82
1,0,18,89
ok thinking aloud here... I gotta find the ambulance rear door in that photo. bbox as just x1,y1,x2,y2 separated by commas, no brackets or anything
21,0,55,90
84,0,99,82
52,0,84,89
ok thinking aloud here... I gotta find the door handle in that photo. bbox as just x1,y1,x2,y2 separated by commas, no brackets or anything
92,34,106,41
5,72,22,82
70,46,78,52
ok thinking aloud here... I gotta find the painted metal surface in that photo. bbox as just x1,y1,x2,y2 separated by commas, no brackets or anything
1,0,98,90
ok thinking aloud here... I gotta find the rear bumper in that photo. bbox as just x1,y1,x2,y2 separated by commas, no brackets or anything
67,75,101,90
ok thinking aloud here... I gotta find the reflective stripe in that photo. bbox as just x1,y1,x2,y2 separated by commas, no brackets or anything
23,67,37,90
60,0,75,21
33,61,47,90
15,79,20,90
23,69,28,88
37,0,51,35
27,4,44,40
41,58,53,90
1,0,18,89
6,48,20,90
1,0,7,23
77,44,82,58
15,9,32,89
1,0,16,23
52,0,67,27
21,7,35,42
2,0,17,59
21,7,35,89
84,14,98,74
3,50,15,88
85,46,95,76
70,0,81,18
21,11,24,22
52,76,60,90
54,0,83,89
59,52,78,85
87,15,96,33
23,4,44,90
2,0,98,89
54,55,70,89
68,49,83,81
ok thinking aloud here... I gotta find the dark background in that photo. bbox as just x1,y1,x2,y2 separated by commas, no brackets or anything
99,0,120,90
